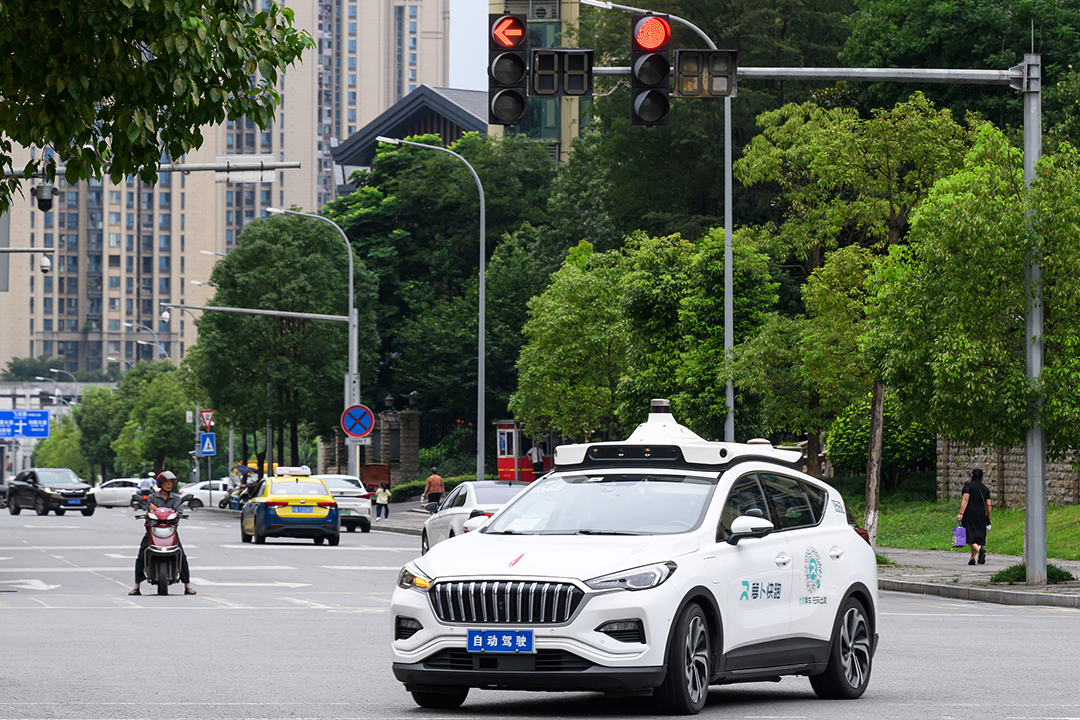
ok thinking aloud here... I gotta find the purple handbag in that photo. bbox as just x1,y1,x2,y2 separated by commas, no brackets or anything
953,526,967,548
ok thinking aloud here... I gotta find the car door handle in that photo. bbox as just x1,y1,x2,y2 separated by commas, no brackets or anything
830,548,844,561
775,553,791,567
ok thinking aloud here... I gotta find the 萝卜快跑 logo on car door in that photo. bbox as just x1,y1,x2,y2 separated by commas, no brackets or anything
804,546,823,594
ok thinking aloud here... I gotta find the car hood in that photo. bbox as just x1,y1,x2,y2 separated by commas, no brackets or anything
45,481,91,491
414,532,699,581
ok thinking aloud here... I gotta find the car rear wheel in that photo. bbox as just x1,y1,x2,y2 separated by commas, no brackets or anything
314,536,325,545
189,498,203,509
345,523,356,532
81,507,95,516
411,688,468,709
55,509,66,516
654,603,710,714
254,522,266,544
35,496,48,516
421,530,429,555
360,518,371,533
328,534,340,546
810,596,872,700
7,498,19,515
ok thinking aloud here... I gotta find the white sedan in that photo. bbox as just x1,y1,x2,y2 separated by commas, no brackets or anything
92,477,143,508
421,480,530,554
180,479,234,509
311,474,372,532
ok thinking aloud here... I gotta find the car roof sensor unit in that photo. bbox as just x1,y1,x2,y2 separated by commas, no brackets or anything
553,399,802,471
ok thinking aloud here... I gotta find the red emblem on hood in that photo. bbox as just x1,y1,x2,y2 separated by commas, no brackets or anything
509,553,524,567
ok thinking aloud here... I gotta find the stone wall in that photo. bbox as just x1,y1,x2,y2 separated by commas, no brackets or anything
937,439,1080,508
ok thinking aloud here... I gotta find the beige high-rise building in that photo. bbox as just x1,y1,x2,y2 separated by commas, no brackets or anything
0,0,448,374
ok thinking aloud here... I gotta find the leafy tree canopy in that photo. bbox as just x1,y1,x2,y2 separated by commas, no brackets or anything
111,370,192,475
0,0,314,212
827,391,935,490
31,416,90,478
1,355,63,381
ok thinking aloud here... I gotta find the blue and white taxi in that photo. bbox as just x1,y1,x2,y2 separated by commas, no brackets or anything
390,400,878,713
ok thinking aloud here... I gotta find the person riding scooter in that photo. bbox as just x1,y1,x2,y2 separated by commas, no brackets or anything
129,471,196,596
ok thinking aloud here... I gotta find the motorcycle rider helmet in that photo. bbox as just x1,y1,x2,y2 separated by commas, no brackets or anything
156,471,177,485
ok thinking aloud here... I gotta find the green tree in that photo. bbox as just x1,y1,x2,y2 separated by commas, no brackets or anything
73,386,121,482
111,370,191,475
509,242,633,441
0,0,314,212
827,392,935,490
1,355,63,381
31,416,90,477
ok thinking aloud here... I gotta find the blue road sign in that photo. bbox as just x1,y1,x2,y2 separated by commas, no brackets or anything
0,410,51,438
199,432,217,457
341,404,374,437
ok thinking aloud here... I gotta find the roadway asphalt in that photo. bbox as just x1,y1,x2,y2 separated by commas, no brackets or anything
202,501,1080,609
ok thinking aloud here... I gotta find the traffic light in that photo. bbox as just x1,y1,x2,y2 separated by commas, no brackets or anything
530,49,595,97
630,13,671,126
488,14,528,125
674,50,738,98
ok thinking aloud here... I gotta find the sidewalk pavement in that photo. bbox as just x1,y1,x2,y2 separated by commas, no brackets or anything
200,504,1080,609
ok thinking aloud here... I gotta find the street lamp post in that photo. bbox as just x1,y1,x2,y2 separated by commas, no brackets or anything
375,136,487,482
125,321,166,360
36,375,77,431
265,207,360,478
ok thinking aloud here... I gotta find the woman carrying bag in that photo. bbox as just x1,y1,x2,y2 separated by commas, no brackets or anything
957,467,993,565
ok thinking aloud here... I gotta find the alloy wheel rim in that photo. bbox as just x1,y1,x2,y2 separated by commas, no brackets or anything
683,615,709,704
839,607,871,688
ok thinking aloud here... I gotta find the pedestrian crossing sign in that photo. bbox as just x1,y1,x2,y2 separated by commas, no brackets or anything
199,432,217,457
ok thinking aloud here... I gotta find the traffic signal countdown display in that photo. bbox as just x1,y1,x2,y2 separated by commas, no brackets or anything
530,49,594,97
488,14,528,125
630,14,671,126
674,50,738,98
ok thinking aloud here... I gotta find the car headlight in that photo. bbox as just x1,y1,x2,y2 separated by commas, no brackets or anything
397,563,432,592
87,488,96,494
43,487,62,494
585,561,677,591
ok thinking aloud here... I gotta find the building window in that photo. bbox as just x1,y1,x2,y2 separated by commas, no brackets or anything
108,319,120,331
348,39,356,52
410,53,416,65
348,74,356,87
159,235,171,250
159,193,171,208
108,211,121,225
410,36,417,49
348,4,356,17
43,297,53,314
109,190,121,204
125,299,134,316
125,277,133,294
159,278,171,293
109,298,120,311
409,21,416,33
409,5,417,18
159,256,171,272
43,320,53,332
108,233,121,247
159,214,170,229
348,22,356,35
108,276,120,290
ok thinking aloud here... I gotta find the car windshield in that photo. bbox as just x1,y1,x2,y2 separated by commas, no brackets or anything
485,473,716,535
474,485,528,504
37,469,80,484
270,480,326,496
320,477,363,490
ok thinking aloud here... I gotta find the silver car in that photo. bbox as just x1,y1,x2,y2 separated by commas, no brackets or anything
421,480,531,554
92,477,143,508
311,474,372,532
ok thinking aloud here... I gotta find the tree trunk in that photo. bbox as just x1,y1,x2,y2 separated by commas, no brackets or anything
290,414,300,466
277,423,285,472
864,380,886,547
805,428,821,478
241,430,249,470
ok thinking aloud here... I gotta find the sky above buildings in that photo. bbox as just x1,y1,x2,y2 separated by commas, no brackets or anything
449,0,487,91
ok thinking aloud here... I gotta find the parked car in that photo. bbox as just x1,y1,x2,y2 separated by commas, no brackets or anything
311,474,372,533
421,480,531,555
180,479,234,509
240,466,340,545
7,468,97,516
390,400,878,713
93,477,143,508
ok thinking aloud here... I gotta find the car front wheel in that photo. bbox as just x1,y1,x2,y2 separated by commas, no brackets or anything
654,603,710,714
421,530,429,555
188,498,203,509
810,596,873,699
35,496,48,516
82,507,95,516
7,498,19,515
411,688,468,709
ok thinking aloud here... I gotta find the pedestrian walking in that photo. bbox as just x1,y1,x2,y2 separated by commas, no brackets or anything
374,482,391,521
424,467,444,505
957,467,993,565
527,440,545,476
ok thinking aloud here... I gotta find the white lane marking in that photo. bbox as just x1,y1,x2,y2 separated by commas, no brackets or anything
320,565,401,570
202,596,253,609
0,565,295,573
218,544,416,551
104,553,136,559
283,596,335,609
0,556,11,561
18,525,81,529
191,578,310,588
0,579,61,591
0,545,199,550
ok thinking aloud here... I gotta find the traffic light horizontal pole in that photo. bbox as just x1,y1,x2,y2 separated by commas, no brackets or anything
595,65,1016,85
4,161,302,179
159,302,348,323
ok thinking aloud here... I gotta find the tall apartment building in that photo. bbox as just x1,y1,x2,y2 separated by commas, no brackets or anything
0,0,448,374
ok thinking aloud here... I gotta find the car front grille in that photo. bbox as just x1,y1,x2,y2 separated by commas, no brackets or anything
430,580,584,624
423,649,594,672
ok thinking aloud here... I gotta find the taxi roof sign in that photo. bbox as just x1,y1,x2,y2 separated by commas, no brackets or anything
275,465,312,476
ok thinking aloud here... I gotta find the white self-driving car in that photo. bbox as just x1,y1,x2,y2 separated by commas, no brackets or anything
390,400,878,713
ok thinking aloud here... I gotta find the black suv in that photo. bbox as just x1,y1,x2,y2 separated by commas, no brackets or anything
7,468,97,516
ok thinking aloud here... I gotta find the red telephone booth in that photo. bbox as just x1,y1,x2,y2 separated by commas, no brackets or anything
495,420,553,482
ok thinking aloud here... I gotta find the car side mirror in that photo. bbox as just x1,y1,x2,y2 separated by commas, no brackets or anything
469,509,486,519
726,515,775,545
424,502,438,513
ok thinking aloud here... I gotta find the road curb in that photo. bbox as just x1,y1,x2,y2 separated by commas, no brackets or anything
879,578,1080,608
370,524,422,537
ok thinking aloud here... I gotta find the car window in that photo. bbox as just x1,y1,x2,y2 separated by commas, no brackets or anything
474,485,528,504
717,474,771,541
760,472,816,530
270,480,326,496
801,480,828,523
438,487,460,510
37,469,79,484
450,487,468,508
321,477,362,490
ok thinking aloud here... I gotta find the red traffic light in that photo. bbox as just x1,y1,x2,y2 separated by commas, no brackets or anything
492,15,526,48
633,15,670,51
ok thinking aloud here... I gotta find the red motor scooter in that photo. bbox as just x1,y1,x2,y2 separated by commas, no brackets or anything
135,504,190,595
